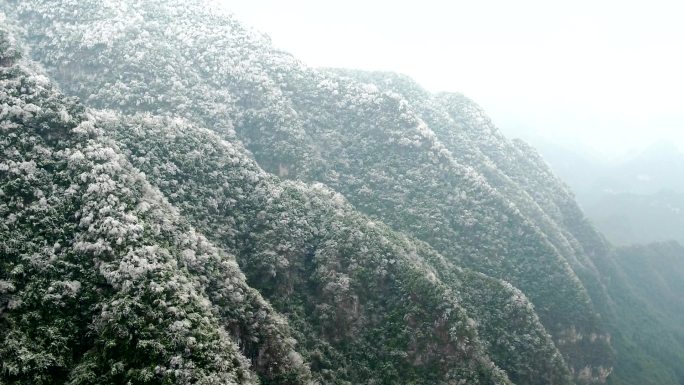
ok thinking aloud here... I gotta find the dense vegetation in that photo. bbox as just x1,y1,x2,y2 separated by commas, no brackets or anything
0,17,559,385
0,27,310,385
1,1,682,384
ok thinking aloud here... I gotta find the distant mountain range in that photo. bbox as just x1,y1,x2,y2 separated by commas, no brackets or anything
532,140,684,245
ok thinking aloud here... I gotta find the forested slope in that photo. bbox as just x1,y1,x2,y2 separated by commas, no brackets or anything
0,27,310,385
2,1,615,381
2,1,683,384
0,19,569,385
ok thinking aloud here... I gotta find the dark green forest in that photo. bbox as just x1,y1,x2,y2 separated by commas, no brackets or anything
0,1,682,384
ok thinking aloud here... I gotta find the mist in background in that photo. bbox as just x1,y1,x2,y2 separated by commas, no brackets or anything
225,0,684,245
225,0,684,160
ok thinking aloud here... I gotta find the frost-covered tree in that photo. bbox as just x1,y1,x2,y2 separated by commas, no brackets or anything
0,26,311,385
5,1,681,384
1,1,613,379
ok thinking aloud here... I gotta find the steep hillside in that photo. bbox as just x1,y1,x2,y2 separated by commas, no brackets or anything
0,21,576,385
97,111,572,385
0,28,311,385
327,69,613,313
3,1,616,381
5,1,683,384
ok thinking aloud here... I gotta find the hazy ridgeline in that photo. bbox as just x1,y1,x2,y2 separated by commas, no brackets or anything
0,2,682,385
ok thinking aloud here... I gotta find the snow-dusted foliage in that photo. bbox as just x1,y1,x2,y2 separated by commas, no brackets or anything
0,19,549,385
0,28,311,385
96,111,578,384
9,0,683,383
1,0,616,381
94,113,513,384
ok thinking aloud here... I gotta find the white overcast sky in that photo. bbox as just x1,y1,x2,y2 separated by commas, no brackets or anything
223,0,684,158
